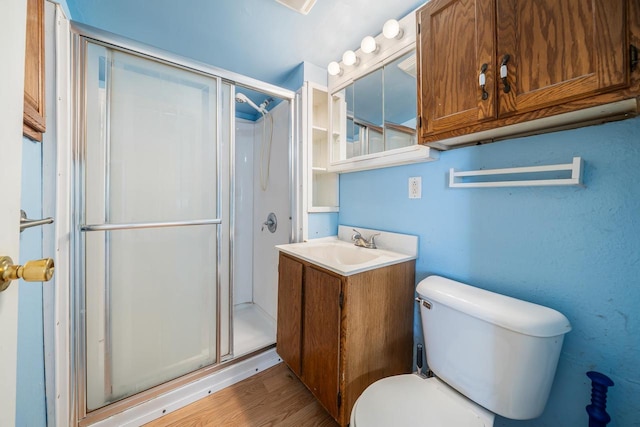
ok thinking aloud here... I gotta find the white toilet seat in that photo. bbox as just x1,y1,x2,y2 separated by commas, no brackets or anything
350,374,494,427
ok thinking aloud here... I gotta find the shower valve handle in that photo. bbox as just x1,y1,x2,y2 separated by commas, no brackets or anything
262,212,277,233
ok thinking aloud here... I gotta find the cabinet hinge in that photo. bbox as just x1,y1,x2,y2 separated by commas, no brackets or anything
631,44,639,73
337,391,342,408
339,291,344,309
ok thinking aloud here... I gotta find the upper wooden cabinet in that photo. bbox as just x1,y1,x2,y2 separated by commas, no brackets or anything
417,0,640,147
497,1,627,116
23,0,46,142
418,0,497,135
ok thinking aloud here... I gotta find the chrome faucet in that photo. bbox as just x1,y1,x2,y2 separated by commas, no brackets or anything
351,228,379,249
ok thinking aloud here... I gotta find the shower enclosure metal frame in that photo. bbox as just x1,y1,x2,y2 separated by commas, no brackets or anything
68,21,298,426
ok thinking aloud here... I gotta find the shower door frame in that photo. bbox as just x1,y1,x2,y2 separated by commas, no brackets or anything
67,22,298,427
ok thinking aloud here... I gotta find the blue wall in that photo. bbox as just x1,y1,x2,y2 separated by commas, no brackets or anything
308,212,339,239
338,117,640,426
16,137,47,425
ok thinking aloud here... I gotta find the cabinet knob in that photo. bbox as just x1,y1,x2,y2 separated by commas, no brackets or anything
479,63,489,100
500,54,511,93
0,256,55,292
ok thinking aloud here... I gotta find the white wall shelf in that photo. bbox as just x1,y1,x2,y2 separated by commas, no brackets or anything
329,145,438,173
449,157,583,188
306,83,339,212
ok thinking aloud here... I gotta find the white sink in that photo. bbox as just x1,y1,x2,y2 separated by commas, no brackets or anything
276,226,418,276
292,242,382,265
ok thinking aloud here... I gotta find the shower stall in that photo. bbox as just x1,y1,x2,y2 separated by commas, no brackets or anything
233,87,289,357
71,24,295,424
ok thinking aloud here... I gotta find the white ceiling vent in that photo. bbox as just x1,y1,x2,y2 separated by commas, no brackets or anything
275,0,317,15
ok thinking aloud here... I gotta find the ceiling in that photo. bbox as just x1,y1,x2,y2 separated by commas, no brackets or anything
64,0,425,90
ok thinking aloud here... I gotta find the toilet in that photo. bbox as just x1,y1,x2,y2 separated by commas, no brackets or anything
350,275,571,426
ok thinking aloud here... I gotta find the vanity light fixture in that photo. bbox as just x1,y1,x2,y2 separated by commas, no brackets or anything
327,61,343,76
382,19,403,39
342,50,359,66
327,17,408,77
360,36,378,54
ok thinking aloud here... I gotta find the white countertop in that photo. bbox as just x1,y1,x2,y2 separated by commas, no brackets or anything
276,226,418,276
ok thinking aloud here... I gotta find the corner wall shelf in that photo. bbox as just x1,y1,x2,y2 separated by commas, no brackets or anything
449,157,583,188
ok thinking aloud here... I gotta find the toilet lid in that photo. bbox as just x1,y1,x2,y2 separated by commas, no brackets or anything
352,375,494,427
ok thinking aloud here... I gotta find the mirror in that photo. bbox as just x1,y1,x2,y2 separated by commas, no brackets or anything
332,51,417,163
384,52,417,150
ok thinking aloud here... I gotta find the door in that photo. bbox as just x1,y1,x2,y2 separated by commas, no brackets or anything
0,1,27,426
302,266,342,420
496,0,628,116
79,41,225,412
417,0,496,136
276,254,304,376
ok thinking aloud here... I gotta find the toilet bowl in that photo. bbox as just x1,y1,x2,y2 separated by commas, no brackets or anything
350,275,571,426
350,374,494,427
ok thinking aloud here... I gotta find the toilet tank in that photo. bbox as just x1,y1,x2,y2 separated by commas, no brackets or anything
416,276,571,420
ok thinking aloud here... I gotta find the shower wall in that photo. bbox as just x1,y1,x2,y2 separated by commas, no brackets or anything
234,101,291,321
252,101,291,320
234,119,255,305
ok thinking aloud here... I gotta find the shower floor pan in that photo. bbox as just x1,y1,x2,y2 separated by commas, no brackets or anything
233,302,276,357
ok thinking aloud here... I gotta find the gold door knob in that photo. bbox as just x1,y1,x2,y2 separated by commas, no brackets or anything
0,256,55,292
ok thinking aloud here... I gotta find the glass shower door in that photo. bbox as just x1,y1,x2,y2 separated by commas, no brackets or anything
80,43,224,411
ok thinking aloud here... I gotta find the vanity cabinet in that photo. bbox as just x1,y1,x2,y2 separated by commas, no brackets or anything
276,252,415,426
417,0,640,146
276,254,304,377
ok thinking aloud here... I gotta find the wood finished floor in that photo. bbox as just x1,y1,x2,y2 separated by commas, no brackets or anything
145,363,340,427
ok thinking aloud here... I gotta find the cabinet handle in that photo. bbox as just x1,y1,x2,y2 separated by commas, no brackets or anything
500,54,511,93
479,63,489,100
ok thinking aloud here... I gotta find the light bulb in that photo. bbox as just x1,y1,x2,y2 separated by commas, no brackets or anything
327,61,342,76
342,50,359,66
360,36,378,54
383,19,403,39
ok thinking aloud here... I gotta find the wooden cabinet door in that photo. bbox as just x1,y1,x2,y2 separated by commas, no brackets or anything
276,255,304,376
497,0,628,116
417,0,496,137
302,266,342,421
23,0,45,141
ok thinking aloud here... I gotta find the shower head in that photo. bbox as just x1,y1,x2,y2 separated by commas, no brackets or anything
235,92,265,114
